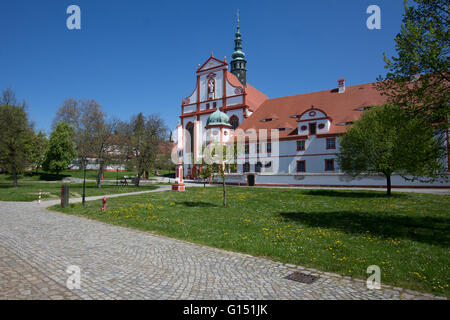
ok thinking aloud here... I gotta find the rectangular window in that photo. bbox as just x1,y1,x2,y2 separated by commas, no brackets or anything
309,123,316,135
297,140,305,151
325,159,335,171
243,163,250,173
213,102,217,109
245,144,249,154
297,160,306,172
256,144,260,154
255,162,262,173
206,103,210,110
326,137,336,149
267,143,271,153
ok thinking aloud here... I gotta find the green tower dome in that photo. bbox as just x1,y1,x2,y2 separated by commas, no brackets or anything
206,109,231,127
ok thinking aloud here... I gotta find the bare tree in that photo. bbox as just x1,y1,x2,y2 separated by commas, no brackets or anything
52,98,80,130
53,98,117,187
1,87,28,109
0,87,18,106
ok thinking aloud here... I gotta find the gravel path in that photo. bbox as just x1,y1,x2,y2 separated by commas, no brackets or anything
0,186,446,300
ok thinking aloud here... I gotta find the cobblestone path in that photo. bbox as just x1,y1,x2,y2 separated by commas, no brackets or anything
0,188,446,300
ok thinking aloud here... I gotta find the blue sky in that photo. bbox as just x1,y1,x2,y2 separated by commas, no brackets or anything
0,0,405,134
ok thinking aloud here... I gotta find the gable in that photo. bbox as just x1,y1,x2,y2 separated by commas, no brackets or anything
197,56,227,73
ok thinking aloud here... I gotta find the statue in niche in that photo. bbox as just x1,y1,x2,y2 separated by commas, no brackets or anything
207,78,215,100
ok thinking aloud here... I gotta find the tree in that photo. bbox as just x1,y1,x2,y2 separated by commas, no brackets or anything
198,164,212,187
53,98,116,188
0,87,28,109
79,99,118,188
27,130,48,173
129,113,168,186
0,102,33,187
52,98,80,130
337,104,447,195
43,122,77,174
375,0,449,127
202,142,239,206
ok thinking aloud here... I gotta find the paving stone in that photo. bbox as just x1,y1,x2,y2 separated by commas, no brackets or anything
0,190,446,300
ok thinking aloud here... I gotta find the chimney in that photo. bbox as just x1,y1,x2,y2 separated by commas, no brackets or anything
338,78,345,93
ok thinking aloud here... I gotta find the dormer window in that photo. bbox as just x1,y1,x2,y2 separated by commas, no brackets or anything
318,123,325,130
337,121,354,126
261,118,277,122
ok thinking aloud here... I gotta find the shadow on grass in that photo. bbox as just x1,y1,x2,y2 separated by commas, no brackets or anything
35,172,69,181
280,211,450,247
302,189,404,199
176,201,218,208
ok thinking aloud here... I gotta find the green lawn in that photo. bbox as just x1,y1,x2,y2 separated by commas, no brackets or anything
0,170,139,181
0,181,159,202
0,169,175,182
50,186,450,297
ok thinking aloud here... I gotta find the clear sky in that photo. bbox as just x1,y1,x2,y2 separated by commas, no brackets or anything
0,0,405,134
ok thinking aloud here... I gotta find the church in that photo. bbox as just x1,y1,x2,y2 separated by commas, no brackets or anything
176,17,449,188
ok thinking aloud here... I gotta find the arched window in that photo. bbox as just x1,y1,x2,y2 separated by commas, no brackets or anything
230,116,240,130
186,122,194,153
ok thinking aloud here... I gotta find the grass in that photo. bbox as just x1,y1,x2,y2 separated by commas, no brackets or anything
0,169,175,182
0,181,159,202
50,186,450,297
0,170,139,181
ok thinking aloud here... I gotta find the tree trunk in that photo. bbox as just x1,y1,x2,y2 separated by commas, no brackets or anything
222,167,226,206
385,174,392,196
12,165,18,188
135,170,143,187
97,162,104,189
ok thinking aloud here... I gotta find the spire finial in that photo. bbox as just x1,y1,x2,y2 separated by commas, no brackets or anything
237,9,240,25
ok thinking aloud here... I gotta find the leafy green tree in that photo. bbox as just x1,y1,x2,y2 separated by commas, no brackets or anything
202,142,239,206
198,164,212,187
128,113,168,186
27,130,48,173
376,0,449,127
43,122,77,174
0,103,33,187
337,104,447,195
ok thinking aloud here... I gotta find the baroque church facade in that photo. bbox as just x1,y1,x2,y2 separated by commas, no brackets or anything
177,18,449,188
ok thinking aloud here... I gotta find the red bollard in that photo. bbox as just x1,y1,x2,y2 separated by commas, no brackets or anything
102,197,106,211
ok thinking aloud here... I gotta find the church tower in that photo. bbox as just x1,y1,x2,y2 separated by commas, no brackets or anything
230,11,247,86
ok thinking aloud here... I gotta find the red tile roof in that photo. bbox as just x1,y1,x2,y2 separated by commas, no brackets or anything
226,72,268,112
238,82,388,138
